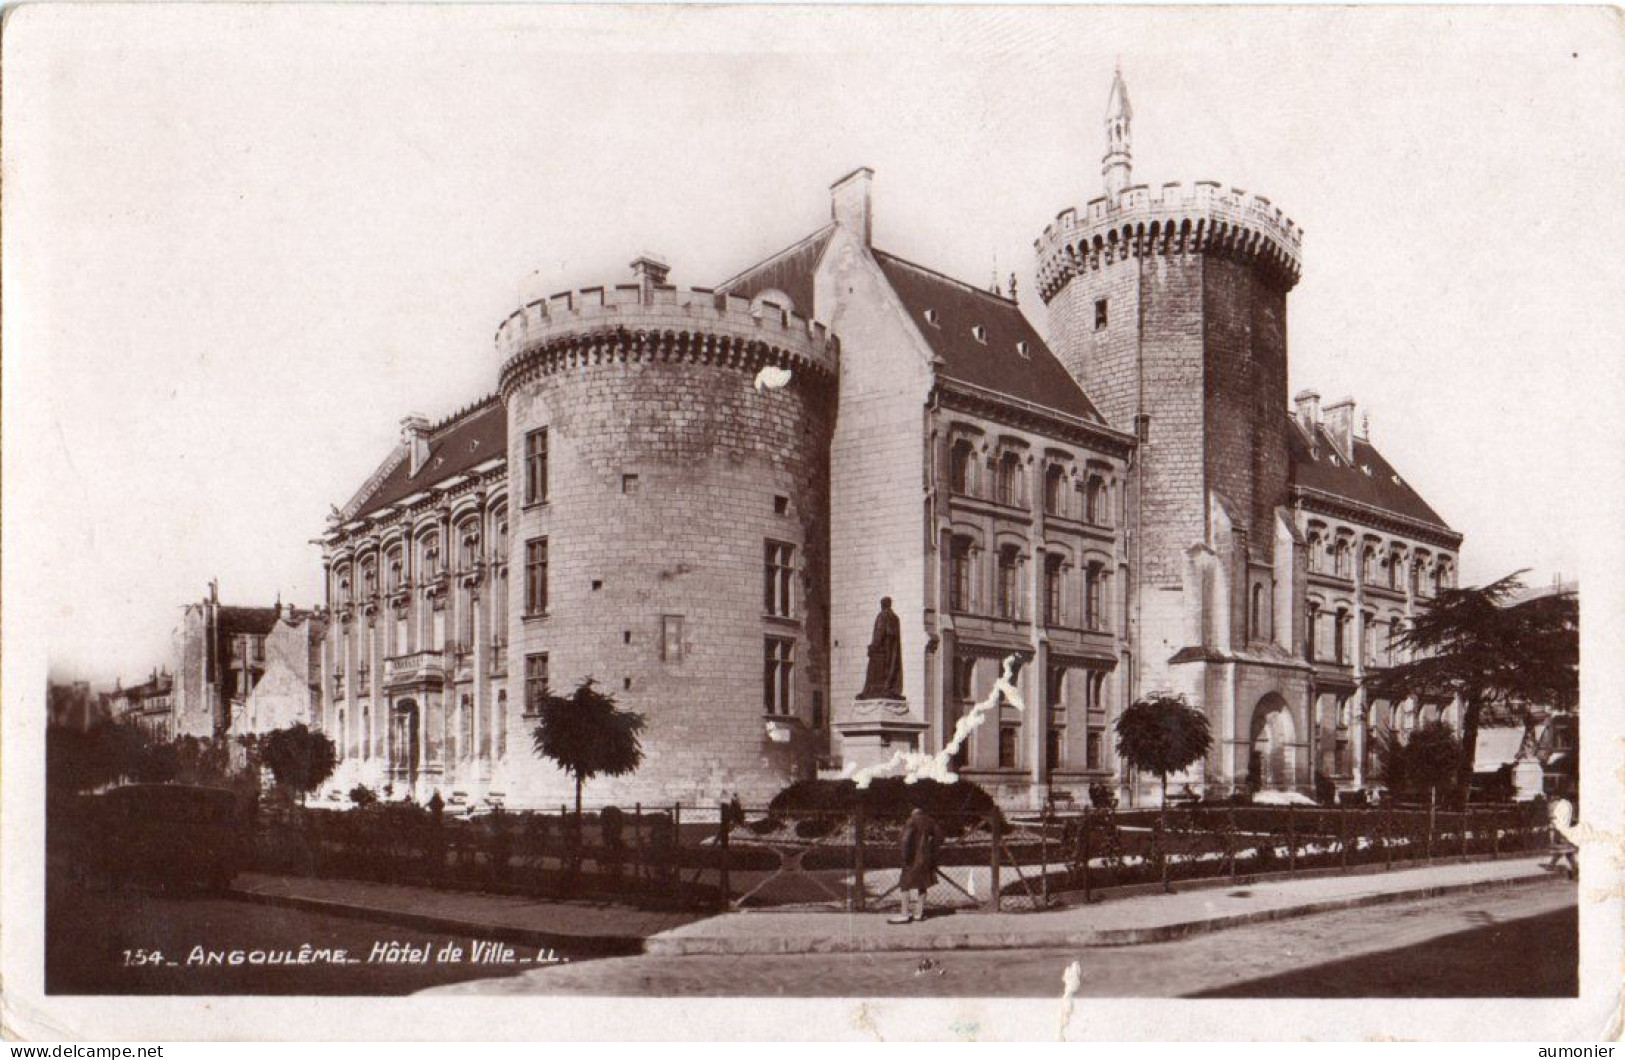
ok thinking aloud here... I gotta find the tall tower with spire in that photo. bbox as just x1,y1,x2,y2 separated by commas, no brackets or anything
1033,67,1309,795
1102,65,1133,199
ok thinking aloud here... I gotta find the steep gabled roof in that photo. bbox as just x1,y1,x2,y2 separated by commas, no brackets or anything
872,251,1104,423
217,606,283,637
349,397,507,520
715,225,835,316
1288,421,1456,536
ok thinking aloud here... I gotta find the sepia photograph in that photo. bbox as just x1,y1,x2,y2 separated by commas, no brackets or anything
3,2,1621,1042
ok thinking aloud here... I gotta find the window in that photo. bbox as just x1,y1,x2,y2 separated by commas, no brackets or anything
524,653,548,714
764,637,795,716
1084,562,1106,631
999,724,1018,769
996,545,1021,619
1306,532,1323,573
1044,555,1064,626
1362,611,1377,667
252,636,265,662
773,494,789,515
621,473,639,494
524,428,549,505
1334,538,1351,578
494,567,509,643
1044,465,1067,516
393,609,409,656
1094,298,1108,330
812,691,824,730
362,562,377,598
954,655,976,702
1085,671,1106,714
1085,477,1110,526
495,690,508,759
1251,583,1267,641
1306,602,1319,660
1388,552,1403,590
971,324,987,344
1334,609,1349,665
387,556,403,593
1046,727,1064,772
1361,546,1377,585
949,537,973,613
949,439,975,495
996,452,1023,507
661,615,684,661
1046,665,1066,712
525,537,548,615
1086,727,1104,769
764,541,795,618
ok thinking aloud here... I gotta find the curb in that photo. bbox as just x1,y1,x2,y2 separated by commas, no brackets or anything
641,869,1562,957
230,887,648,958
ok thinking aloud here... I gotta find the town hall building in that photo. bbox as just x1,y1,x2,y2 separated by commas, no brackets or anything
314,70,1460,810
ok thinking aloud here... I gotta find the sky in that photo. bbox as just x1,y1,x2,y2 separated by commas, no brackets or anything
7,4,1623,686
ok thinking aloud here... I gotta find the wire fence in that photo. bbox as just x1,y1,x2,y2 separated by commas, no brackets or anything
249,798,1555,913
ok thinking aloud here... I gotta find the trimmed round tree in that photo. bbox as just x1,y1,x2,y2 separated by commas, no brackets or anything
259,723,338,806
1114,692,1213,816
531,677,647,819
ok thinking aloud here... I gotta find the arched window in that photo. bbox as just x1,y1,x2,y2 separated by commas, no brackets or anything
1084,561,1107,631
1333,538,1351,578
386,549,404,593
361,560,377,599
1388,551,1403,590
949,536,974,613
1044,465,1067,517
996,452,1023,507
996,545,1021,619
1306,532,1323,573
949,439,975,495
1085,476,1110,526
1334,608,1349,664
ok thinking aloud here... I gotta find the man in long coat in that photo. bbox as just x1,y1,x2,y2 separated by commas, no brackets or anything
889,807,942,923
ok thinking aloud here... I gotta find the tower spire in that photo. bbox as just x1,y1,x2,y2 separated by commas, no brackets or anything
1102,64,1133,200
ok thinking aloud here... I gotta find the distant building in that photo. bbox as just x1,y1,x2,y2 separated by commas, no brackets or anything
110,670,175,741
171,582,326,740
47,680,111,732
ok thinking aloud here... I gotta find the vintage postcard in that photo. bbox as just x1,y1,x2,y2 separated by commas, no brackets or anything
3,2,1622,1043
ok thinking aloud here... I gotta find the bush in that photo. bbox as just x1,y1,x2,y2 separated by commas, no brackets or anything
1087,781,1118,810
1314,774,1337,806
767,776,1002,824
794,817,838,840
349,785,378,807
600,805,625,850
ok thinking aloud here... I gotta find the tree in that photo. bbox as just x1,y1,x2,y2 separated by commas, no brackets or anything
1373,721,1462,803
531,678,646,819
1368,572,1577,800
258,723,338,806
1114,693,1213,818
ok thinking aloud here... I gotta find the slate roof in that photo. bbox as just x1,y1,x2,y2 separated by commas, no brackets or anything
1288,421,1456,536
871,251,1104,423
217,606,284,637
717,230,1105,424
350,398,507,520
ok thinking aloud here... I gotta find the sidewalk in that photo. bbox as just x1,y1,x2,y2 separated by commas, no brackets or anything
230,856,1561,959
230,873,704,956
645,856,1560,956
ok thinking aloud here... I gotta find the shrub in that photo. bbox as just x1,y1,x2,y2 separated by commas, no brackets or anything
1087,781,1118,810
767,776,1002,824
794,817,838,840
1314,774,1337,806
747,816,786,835
349,785,378,807
600,805,625,850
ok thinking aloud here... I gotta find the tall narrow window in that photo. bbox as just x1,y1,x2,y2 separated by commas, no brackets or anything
1334,609,1349,664
1251,583,1265,640
764,541,795,618
1086,727,1104,769
997,452,1023,507
524,428,549,505
661,615,684,662
1046,665,1066,712
525,537,548,615
495,690,508,760
1084,562,1106,631
949,537,973,613
954,655,976,702
1362,610,1377,667
1334,538,1351,578
949,439,975,495
524,653,548,714
1389,552,1403,590
1306,603,1319,660
1046,727,1064,772
1306,532,1323,573
1044,555,1064,626
996,546,1020,620
1086,476,1109,526
1044,465,1066,517
764,637,795,715
1094,298,1109,330
999,724,1018,769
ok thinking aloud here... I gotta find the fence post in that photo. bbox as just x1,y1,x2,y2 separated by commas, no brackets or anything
1082,808,1093,904
1427,789,1436,863
1461,808,1470,860
1041,806,1051,908
988,813,1002,913
853,804,866,913
716,801,731,912
1287,802,1297,875
1340,808,1350,870
634,802,643,886
1491,808,1501,858
1384,810,1393,872
1227,805,1239,879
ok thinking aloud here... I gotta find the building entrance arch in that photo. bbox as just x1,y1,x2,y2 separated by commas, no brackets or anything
390,698,421,786
1247,693,1297,791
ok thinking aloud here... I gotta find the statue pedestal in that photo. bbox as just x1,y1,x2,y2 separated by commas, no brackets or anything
1512,757,1546,801
835,697,926,774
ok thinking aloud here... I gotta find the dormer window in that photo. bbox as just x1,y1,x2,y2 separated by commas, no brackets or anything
971,325,987,344
923,309,939,327
1015,341,1030,358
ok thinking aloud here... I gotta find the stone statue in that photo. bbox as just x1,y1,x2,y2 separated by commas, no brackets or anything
858,596,903,700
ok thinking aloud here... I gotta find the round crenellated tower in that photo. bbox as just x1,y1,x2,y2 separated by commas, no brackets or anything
1034,70,1305,590
494,263,839,806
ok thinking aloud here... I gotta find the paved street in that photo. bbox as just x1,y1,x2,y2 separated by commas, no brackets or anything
46,879,571,995
430,878,1576,997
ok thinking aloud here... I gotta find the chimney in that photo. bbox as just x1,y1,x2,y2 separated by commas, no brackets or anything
401,413,431,476
1323,397,1357,463
830,167,874,246
1293,389,1321,433
629,254,670,302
